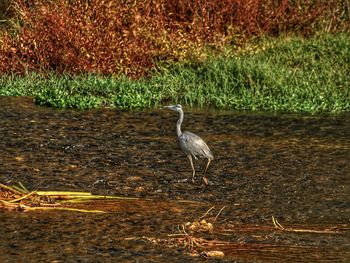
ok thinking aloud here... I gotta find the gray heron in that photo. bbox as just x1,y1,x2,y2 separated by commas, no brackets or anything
165,104,214,184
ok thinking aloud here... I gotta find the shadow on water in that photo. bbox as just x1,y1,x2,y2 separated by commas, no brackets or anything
0,97,349,262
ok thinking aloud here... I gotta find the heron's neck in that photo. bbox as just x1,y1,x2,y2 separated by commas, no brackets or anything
176,109,184,137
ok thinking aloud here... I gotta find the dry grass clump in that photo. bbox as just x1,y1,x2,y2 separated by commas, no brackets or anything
129,209,347,258
0,0,349,77
0,182,132,213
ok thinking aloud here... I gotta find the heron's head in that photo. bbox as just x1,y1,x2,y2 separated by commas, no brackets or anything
165,104,182,112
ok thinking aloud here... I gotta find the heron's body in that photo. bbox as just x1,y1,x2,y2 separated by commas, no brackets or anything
165,104,213,183
179,131,213,161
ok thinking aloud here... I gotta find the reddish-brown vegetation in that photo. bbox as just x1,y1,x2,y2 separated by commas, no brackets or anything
0,0,348,77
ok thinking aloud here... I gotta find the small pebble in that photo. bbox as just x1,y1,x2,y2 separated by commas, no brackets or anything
204,250,225,258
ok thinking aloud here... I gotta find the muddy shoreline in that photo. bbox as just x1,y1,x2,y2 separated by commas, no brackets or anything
1,97,349,262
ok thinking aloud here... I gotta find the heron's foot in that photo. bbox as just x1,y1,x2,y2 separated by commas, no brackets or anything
202,176,209,185
190,176,209,185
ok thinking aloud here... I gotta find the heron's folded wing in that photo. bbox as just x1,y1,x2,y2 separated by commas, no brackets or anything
181,131,213,160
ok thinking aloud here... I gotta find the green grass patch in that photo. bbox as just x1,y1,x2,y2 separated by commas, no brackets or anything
1,33,349,113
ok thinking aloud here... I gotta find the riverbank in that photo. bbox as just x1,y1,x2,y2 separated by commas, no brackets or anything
1,33,349,113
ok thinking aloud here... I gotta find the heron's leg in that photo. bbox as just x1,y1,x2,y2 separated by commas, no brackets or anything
187,155,196,183
202,159,212,185
204,159,211,175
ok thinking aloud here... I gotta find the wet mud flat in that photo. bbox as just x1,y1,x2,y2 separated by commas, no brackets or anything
0,97,350,262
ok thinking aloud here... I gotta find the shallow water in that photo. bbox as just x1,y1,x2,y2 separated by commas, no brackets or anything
0,97,349,262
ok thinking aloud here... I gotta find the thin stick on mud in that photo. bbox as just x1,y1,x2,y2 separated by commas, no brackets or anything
18,182,29,193
200,206,215,219
8,191,37,203
214,206,226,222
24,206,105,213
272,216,343,234
0,183,24,195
